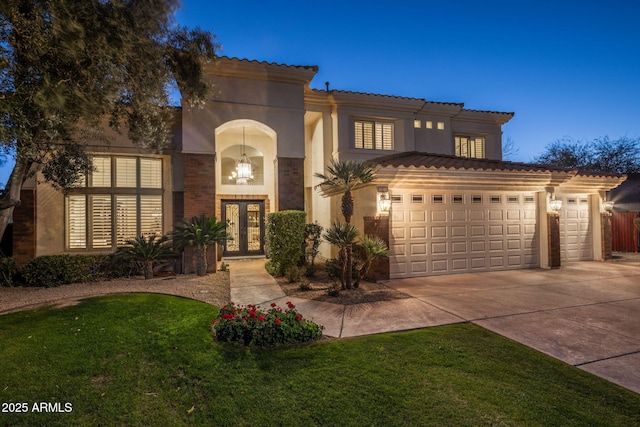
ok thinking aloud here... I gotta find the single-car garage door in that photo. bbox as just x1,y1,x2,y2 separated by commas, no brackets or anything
389,191,539,279
559,194,592,262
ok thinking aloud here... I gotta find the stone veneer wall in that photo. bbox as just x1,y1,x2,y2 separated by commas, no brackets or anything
601,213,613,260
182,153,216,273
363,216,390,281
548,213,561,268
13,189,37,267
275,157,304,211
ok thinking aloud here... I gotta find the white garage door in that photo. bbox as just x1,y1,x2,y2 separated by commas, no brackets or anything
559,194,592,262
389,191,539,278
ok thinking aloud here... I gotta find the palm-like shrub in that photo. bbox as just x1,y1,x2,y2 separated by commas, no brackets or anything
115,234,174,279
323,221,360,289
173,214,230,276
315,159,376,289
353,235,391,288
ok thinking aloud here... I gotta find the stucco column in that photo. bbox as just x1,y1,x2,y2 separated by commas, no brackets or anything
590,194,604,261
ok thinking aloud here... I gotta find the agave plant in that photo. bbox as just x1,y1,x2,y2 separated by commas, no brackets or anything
323,221,360,289
173,214,230,276
116,234,174,279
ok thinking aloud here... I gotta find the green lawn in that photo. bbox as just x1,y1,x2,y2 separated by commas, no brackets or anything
1,294,639,426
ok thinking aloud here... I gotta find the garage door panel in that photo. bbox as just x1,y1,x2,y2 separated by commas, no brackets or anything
431,259,448,272
410,243,427,255
471,225,485,236
392,211,405,222
410,227,426,238
390,190,539,278
410,210,426,222
431,211,446,222
470,211,485,221
451,226,467,237
471,241,486,252
411,261,428,273
489,210,503,220
430,242,447,254
559,194,592,262
489,225,503,236
451,211,466,221
452,258,468,270
451,241,467,253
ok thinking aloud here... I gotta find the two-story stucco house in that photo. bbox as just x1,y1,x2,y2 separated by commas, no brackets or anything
11,57,625,278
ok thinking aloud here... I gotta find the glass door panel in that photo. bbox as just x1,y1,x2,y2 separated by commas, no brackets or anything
222,201,264,256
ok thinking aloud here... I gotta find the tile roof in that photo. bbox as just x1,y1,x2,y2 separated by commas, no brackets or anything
369,151,575,174
217,56,319,72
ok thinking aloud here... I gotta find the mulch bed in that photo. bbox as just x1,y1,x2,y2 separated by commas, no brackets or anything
276,263,410,305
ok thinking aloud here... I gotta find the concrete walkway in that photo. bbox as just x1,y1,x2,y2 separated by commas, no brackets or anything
227,259,640,394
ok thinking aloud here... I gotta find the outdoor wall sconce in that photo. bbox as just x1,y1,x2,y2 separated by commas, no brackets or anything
548,198,562,213
603,200,615,212
378,194,391,213
377,186,391,214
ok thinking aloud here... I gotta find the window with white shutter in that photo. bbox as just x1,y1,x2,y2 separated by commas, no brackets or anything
116,157,137,187
66,196,87,249
354,120,393,150
140,196,163,237
116,195,138,246
91,195,112,249
66,155,164,250
140,158,162,189
91,157,111,187
455,136,485,159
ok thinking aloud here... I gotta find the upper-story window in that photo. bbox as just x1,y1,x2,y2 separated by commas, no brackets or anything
455,136,485,159
354,120,394,150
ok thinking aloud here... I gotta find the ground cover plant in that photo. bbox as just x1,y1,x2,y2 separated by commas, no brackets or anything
1,294,639,426
213,302,322,347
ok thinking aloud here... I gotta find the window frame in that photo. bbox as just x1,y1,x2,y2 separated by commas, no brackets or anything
354,119,395,151
455,135,486,159
65,155,164,251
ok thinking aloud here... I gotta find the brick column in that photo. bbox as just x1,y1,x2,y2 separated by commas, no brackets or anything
363,215,390,281
548,213,561,268
601,213,613,260
182,153,216,273
275,157,304,211
13,189,37,267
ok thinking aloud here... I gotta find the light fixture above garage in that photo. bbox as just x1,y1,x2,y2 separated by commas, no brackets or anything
603,200,614,212
229,127,254,185
548,198,562,213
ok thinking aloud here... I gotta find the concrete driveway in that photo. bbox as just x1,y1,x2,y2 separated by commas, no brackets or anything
387,261,640,394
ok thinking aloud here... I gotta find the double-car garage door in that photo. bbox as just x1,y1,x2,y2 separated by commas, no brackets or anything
389,191,539,278
389,190,595,279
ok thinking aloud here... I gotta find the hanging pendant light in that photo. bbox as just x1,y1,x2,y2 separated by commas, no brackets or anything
230,127,253,185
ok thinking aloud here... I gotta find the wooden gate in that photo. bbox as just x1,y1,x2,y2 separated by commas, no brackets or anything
612,212,638,252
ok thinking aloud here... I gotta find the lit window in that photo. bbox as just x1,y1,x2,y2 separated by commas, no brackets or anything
437,122,445,130
66,155,164,251
414,120,421,128
455,136,485,159
425,121,433,129
354,120,394,150
116,158,137,187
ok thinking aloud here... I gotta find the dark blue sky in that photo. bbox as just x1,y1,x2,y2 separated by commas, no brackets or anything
176,0,640,162
2,0,638,184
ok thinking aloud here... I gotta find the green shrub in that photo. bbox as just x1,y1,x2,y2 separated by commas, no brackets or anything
212,302,323,347
20,254,127,288
285,265,306,283
265,210,306,276
0,257,17,287
304,222,323,266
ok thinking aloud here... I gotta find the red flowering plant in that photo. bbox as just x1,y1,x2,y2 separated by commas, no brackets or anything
212,301,323,347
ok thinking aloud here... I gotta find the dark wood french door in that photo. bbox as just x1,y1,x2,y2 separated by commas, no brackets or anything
221,200,265,257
